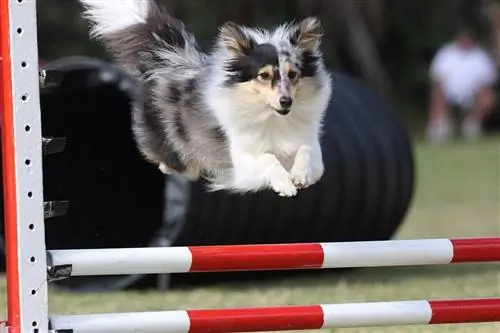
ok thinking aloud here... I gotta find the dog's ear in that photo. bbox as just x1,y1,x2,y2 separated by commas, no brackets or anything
290,17,323,51
219,21,254,56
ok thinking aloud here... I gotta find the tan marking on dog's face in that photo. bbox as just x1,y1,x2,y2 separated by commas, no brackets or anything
239,64,279,110
233,62,301,112
256,65,275,82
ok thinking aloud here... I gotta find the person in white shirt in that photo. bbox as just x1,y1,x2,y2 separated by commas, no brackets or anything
426,28,497,142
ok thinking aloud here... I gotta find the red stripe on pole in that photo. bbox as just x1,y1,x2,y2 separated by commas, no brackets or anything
187,305,324,333
429,298,500,324
0,1,22,332
189,244,324,272
451,238,500,263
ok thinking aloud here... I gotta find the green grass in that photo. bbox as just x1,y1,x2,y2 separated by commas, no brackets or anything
2,136,500,332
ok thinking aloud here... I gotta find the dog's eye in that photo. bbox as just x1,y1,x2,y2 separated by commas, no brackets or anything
259,72,272,80
288,71,298,80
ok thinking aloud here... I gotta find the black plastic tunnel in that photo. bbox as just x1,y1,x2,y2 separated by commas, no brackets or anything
0,57,415,290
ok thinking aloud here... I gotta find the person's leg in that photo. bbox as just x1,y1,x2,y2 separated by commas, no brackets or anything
473,85,496,121
461,85,496,139
426,81,453,142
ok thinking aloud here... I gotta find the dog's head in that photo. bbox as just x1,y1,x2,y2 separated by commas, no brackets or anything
216,18,328,117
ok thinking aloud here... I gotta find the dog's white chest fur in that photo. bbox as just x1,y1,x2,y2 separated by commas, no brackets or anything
205,93,327,196
231,112,313,167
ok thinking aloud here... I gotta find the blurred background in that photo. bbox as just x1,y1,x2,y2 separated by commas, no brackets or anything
1,0,500,332
35,0,500,134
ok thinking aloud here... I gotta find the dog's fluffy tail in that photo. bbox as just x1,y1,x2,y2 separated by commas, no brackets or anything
79,0,202,75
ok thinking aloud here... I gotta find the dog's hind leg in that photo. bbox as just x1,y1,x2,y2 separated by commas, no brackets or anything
159,162,200,181
183,163,201,181
159,163,175,175
159,149,201,181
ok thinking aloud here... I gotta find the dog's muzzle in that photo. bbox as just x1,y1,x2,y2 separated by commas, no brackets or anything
275,96,292,115
275,108,291,115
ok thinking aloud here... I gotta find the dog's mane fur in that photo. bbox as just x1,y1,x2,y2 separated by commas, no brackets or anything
79,0,332,195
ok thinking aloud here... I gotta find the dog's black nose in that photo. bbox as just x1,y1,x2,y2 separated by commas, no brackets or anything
279,96,293,109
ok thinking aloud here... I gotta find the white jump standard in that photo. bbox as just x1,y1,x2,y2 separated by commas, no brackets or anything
1,0,49,332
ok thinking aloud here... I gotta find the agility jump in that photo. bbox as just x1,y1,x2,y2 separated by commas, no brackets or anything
1,1,499,333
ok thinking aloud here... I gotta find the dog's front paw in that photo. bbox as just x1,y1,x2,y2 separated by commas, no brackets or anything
289,165,312,189
290,160,324,189
270,172,297,197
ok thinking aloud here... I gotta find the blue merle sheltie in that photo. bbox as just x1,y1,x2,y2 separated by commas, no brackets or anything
78,0,332,197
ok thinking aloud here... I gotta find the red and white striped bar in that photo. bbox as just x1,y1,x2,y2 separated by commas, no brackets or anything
47,237,500,276
49,298,500,333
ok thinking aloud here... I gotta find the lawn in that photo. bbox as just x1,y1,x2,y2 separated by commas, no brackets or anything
1,136,500,332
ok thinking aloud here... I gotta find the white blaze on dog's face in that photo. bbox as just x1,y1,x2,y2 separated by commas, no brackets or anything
218,18,324,116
